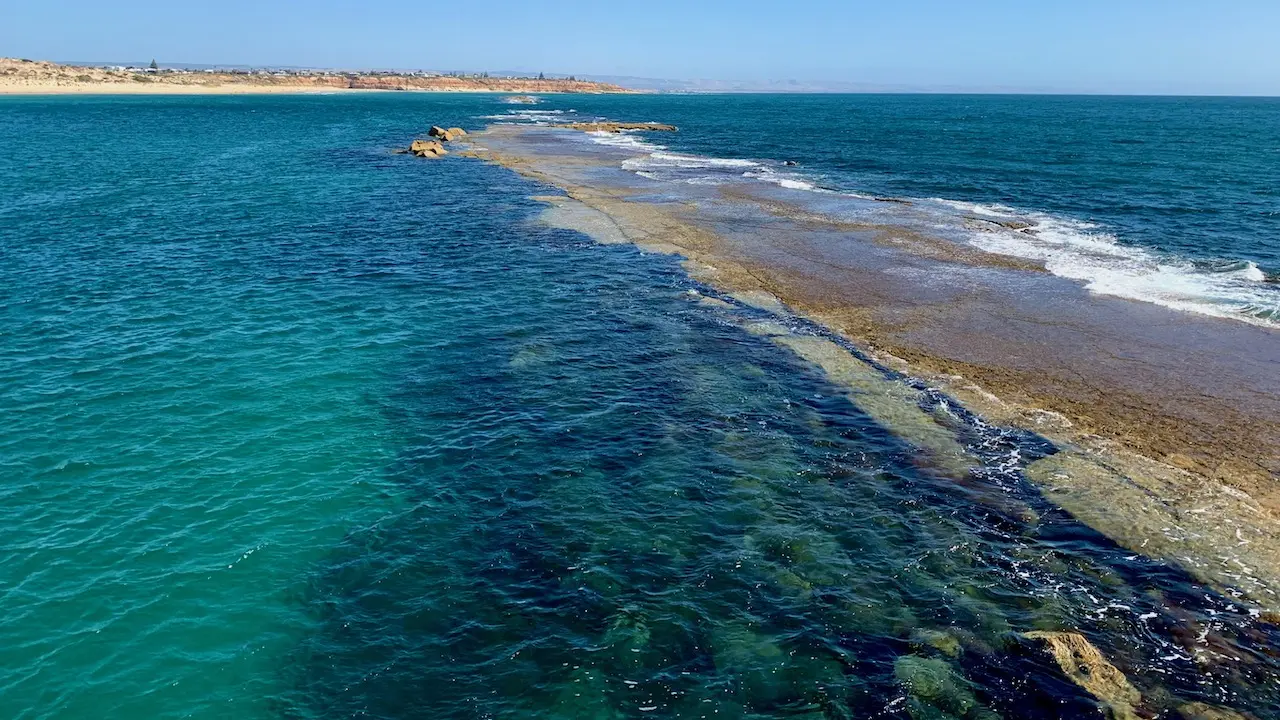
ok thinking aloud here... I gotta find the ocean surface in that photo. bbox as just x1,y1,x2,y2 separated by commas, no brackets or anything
494,94,1280,325
2,94,1278,720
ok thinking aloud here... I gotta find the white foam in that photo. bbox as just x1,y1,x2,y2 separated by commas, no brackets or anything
620,151,826,190
931,198,1028,217
680,176,730,186
568,132,1279,326
652,152,758,169
950,203,1279,325
591,132,667,153
480,111,572,125
776,178,818,191
479,109,571,124
743,168,827,192
1230,261,1267,283
620,151,758,170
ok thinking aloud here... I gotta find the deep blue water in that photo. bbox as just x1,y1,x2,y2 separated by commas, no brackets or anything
513,94,1280,323
555,94,1280,269
1,94,1278,720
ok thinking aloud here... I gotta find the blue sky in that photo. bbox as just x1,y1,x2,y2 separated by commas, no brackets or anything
4,0,1279,94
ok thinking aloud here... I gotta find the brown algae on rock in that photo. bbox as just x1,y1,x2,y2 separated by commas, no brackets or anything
527,191,977,478
460,123,1280,614
1026,448,1280,610
1022,631,1143,720
894,655,999,720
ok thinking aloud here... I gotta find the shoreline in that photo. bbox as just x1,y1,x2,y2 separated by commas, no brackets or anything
0,84,379,95
0,83,643,96
461,124,1280,612
0,83,637,96
0,58,639,96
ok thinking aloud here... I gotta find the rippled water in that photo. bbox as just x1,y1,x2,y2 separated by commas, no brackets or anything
2,95,1278,719
501,94,1280,324
546,95,1280,270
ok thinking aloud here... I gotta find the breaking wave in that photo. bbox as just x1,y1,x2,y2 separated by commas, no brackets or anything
610,143,1280,326
477,112,1278,327
929,200,1280,325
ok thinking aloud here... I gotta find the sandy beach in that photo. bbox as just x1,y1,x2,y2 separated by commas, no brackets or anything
463,123,1280,611
0,58,634,95
0,83,372,95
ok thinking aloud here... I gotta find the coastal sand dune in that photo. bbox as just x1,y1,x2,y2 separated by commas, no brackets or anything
0,58,634,95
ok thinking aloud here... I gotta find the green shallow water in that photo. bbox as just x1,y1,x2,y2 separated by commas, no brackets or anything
1,95,1278,719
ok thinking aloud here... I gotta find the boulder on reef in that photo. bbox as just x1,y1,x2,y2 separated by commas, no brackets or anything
893,655,998,720
409,139,447,158
428,126,467,142
1022,631,1141,720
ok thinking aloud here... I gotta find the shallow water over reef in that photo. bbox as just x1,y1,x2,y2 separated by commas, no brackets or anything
1,95,1277,720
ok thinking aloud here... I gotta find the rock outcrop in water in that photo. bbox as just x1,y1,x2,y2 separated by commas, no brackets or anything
429,126,467,141
404,126,468,157
1021,631,1142,720
964,216,1035,232
895,655,998,720
553,122,678,133
1177,702,1255,720
409,139,447,158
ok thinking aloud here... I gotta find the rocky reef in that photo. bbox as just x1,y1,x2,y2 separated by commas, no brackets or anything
1021,631,1143,720
552,121,679,133
408,139,447,158
397,126,472,158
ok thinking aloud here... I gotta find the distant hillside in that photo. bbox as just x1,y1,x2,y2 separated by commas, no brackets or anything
0,58,637,94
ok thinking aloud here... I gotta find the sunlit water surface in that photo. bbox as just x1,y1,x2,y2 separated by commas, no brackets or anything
1,95,1277,720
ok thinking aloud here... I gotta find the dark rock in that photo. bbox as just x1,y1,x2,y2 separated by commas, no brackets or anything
965,216,1035,231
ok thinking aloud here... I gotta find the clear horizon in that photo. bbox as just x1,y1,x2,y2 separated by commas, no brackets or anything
5,0,1280,96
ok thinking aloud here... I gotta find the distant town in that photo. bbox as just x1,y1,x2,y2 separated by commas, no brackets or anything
89,59,587,82
0,58,634,94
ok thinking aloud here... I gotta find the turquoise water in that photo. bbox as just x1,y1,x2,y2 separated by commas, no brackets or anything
2,95,1278,719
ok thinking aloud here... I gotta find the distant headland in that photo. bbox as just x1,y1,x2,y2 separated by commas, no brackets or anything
0,58,638,95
